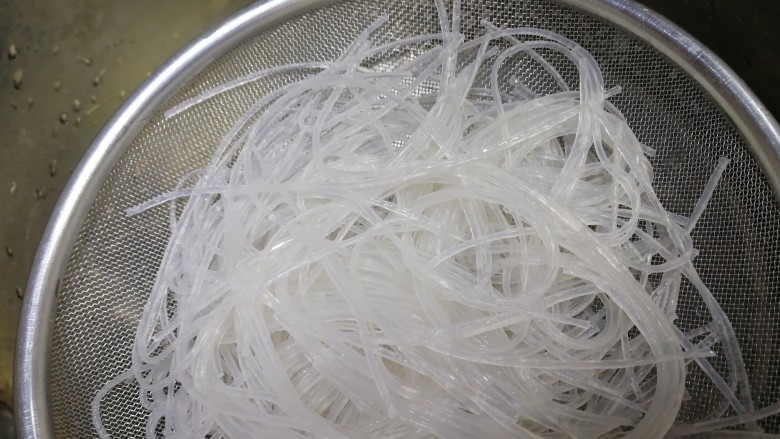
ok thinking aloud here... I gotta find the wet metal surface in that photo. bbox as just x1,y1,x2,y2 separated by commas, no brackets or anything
0,0,252,420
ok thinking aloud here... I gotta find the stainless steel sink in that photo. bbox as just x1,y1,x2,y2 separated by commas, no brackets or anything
0,0,253,436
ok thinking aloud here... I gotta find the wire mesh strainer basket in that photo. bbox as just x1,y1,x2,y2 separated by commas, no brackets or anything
15,0,780,437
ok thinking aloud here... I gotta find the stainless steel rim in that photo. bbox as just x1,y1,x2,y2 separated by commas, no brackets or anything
15,0,780,437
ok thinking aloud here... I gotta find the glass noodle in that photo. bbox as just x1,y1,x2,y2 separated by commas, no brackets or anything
92,2,780,438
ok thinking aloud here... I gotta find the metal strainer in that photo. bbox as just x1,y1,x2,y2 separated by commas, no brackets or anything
15,0,780,437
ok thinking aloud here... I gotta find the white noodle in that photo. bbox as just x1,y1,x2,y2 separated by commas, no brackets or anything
92,2,778,438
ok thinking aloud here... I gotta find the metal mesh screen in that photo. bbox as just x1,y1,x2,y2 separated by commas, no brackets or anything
47,0,780,437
